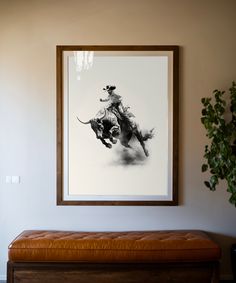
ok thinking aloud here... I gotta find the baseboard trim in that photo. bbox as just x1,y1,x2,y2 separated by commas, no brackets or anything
0,274,6,280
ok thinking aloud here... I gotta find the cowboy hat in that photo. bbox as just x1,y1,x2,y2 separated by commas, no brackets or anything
103,85,116,91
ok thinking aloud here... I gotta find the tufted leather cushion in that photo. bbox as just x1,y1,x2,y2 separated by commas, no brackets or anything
8,230,221,263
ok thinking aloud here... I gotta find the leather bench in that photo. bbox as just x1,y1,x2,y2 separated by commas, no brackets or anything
7,230,221,283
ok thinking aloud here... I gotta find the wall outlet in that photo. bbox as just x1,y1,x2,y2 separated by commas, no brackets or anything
5,176,21,184
6,176,12,183
12,176,20,184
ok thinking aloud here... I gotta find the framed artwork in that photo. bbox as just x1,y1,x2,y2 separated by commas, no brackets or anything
57,45,179,205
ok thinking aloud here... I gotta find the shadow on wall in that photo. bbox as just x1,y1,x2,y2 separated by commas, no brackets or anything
208,232,236,279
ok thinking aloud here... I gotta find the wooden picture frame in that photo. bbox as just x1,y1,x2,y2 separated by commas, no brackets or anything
57,45,179,205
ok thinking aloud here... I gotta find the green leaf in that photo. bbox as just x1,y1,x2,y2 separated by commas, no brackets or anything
201,98,206,104
201,117,205,124
201,164,208,172
210,175,218,186
204,181,211,188
229,193,236,206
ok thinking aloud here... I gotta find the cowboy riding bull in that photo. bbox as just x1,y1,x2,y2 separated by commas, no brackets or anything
77,108,154,157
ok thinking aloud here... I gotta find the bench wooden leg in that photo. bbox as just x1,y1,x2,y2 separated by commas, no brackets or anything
7,261,14,283
211,261,220,283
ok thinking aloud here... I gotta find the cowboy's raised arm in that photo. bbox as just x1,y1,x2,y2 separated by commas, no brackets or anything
100,97,110,102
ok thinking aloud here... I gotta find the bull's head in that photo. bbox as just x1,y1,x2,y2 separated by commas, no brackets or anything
77,109,106,139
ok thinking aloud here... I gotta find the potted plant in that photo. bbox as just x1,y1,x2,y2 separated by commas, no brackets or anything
201,81,236,206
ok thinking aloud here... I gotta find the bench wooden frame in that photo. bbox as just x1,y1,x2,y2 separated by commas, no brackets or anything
7,260,219,283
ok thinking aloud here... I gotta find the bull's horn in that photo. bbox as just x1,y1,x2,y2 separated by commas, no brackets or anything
77,116,91,124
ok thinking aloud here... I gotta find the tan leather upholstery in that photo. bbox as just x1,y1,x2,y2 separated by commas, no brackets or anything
8,230,221,263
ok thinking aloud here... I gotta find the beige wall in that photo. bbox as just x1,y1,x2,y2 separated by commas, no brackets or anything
0,0,236,279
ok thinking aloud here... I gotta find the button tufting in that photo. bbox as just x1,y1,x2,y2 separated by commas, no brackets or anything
8,230,221,263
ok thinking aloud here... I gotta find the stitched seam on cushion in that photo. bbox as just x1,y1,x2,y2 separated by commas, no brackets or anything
9,247,219,251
